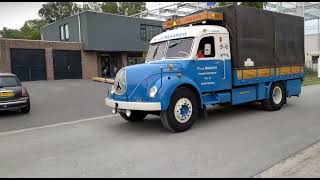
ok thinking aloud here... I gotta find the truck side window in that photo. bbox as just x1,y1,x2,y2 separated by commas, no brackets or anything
197,36,215,58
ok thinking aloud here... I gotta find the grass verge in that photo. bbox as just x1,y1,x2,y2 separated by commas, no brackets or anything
303,67,320,86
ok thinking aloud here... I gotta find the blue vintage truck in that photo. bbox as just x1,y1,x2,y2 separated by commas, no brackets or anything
105,5,304,132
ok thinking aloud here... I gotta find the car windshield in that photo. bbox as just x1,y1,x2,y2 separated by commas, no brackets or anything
146,37,194,62
0,76,20,87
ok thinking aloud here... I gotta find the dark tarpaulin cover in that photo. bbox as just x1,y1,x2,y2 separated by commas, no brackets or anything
203,5,305,69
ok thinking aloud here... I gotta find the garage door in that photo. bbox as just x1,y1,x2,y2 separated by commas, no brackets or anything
53,50,82,80
10,49,47,81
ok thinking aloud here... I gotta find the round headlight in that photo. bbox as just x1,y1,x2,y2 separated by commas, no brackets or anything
149,86,158,98
111,88,115,94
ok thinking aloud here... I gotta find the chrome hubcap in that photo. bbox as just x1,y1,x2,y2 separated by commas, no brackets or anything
174,98,192,123
272,86,282,105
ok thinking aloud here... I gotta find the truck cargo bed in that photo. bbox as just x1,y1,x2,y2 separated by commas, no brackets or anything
200,5,305,70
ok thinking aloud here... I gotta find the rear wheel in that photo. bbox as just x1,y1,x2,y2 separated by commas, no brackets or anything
262,82,286,111
119,110,147,122
160,87,200,133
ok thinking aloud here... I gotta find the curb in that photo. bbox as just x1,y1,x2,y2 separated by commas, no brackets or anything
92,77,114,84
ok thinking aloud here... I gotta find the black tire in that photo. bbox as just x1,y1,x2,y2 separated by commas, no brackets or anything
119,110,147,122
21,102,30,114
160,87,200,133
262,82,286,111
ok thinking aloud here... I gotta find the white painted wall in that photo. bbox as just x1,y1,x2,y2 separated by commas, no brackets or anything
305,34,320,72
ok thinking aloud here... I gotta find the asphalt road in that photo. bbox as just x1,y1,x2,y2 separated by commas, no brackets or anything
0,80,320,177
0,80,112,132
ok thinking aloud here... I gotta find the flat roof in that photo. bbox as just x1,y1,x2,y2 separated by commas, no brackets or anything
0,73,16,77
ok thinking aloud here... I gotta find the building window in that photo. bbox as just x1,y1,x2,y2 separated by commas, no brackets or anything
312,55,319,64
60,25,65,41
197,36,215,58
64,24,69,41
59,24,69,41
140,24,163,41
140,24,147,40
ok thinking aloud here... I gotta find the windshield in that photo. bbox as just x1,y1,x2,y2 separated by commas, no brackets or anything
0,76,20,87
146,37,194,62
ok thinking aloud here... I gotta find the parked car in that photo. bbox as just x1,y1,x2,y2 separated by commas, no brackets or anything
0,73,30,113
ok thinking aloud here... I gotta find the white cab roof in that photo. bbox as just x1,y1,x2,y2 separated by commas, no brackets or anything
150,25,229,44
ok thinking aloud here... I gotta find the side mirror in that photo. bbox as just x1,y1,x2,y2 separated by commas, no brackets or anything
204,44,211,56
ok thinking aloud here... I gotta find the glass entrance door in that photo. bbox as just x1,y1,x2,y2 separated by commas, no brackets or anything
101,55,117,78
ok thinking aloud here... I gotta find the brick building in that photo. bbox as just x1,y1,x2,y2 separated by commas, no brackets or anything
0,38,96,81
41,11,163,78
0,11,163,81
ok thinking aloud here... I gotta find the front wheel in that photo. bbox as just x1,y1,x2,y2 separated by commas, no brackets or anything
160,87,200,133
119,110,147,122
262,82,286,111
20,102,30,114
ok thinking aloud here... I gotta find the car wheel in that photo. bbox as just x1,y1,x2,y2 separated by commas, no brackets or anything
119,110,147,122
21,102,30,114
160,87,200,133
262,82,286,111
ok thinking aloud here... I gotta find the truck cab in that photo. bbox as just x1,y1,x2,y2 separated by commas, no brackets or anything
105,7,304,133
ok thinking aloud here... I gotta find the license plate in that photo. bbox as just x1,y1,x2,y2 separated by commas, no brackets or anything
0,92,14,97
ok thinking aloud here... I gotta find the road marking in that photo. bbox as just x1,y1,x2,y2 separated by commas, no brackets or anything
0,114,117,137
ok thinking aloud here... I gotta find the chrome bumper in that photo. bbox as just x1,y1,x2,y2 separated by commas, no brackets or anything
105,98,161,111
0,100,28,106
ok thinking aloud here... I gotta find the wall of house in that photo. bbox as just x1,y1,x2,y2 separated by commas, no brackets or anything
0,38,98,80
41,11,163,52
305,34,320,72
41,15,81,42
84,11,163,52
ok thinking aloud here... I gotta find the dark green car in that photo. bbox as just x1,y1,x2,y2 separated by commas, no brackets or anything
0,73,30,113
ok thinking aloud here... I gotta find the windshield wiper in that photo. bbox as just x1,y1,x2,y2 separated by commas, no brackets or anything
169,40,182,48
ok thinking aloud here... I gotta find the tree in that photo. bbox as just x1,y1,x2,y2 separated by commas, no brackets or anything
0,27,24,39
38,2,82,23
118,2,146,16
241,2,266,9
82,2,102,12
101,2,119,14
20,19,48,40
218,2,266,9
0,19,47,40
101,2,146,16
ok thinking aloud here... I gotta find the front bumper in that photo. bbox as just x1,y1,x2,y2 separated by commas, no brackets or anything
105,98,161,111
0,98,29,110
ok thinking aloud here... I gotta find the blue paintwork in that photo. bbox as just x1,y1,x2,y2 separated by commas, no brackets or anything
194,59,232,92
180,105,189,116
108,57,303,111
201,92,230,105
286,79,302,97
257,83,268,100
231,86,257,105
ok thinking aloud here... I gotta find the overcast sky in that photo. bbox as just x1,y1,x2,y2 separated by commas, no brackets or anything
0,2,44,29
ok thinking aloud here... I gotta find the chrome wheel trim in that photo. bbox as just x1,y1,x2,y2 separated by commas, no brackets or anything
174,98,193,123
272,86,282,105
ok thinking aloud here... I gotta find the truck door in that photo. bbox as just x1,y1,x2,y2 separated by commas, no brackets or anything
193,34,232,93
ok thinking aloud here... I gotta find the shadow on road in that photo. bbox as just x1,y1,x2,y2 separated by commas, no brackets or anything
0,110,25,119
108,102,275,134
